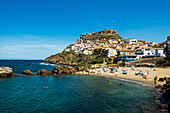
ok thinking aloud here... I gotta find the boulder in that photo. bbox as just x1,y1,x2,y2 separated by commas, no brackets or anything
163,89,170,100
157,104,168,109
68,66,76,74
59,70,64,74
54,65,62,70
0,67,13,77
52,65,62,74
37,69,52,76
75,66,86,71
52,65,76,75
22,70,32,75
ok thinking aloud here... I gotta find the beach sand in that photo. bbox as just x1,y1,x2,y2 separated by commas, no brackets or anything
76,67,170,84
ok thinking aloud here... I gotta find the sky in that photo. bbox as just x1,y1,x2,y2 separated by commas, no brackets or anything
0,0,170,59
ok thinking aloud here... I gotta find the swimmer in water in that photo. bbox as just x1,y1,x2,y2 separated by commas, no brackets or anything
46,86,49,88
44,86,46,88
120,82,123,86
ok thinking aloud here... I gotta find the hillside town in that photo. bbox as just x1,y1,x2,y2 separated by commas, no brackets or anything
64,29,169,63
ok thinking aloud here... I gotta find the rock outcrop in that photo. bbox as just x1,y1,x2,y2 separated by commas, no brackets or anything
22,70,33,75
44,53,96,65
80,29,121,40
37,69,52,76
155,77,170,112
75,65,90,71
0,67,13,77
0,65,89,77
52,65,76,75
43,52,114,66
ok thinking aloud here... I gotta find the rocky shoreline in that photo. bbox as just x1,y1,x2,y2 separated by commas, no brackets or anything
0,65,170,112
0,65,89,77
155,77,170,112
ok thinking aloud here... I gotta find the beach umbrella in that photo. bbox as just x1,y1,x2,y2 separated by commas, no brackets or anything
113,67,118,69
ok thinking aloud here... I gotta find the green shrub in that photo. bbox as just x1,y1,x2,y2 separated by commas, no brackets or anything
77,59,82,62
90,59,103,64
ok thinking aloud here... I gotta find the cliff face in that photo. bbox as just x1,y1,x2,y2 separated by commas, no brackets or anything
44,52,115,65
44,52,96,65
80,29,121,40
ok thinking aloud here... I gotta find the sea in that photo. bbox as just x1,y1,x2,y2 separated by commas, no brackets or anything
0,60,161,113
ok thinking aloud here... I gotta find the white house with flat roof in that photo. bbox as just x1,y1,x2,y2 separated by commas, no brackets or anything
102,48,117,57
136,48,165,59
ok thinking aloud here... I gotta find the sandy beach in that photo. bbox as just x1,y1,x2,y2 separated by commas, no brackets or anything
76,67,170,84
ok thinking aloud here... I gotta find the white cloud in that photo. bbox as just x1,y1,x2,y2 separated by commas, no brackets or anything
0,35,75,59
0,44,68,59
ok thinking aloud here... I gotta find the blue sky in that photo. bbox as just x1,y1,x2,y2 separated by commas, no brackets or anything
0,0,170,59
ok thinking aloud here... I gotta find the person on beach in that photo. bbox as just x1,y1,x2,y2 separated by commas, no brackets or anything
154,76,157,84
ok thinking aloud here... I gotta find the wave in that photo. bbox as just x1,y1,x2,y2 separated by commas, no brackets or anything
112,77,153,87
92,75,153,87
39,62,57,66
39,63,49,65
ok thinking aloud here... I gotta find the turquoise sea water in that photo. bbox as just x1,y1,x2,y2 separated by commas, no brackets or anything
0,60,160,113
0,60,56,74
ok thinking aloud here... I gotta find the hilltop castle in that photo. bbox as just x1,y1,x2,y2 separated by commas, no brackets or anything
80,29,121,40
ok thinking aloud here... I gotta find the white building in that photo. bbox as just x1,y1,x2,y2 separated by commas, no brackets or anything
83,50,94,55
136,48,165,59
129,39,138,44
108,48,117,57
102,48,117,57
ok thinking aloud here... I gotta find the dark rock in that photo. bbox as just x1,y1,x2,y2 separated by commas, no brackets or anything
163,89,170,100
157,104,168,109
22,70,32,75
0,67,13,77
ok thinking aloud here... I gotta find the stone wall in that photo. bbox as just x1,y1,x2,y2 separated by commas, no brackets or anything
80,29,121,40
